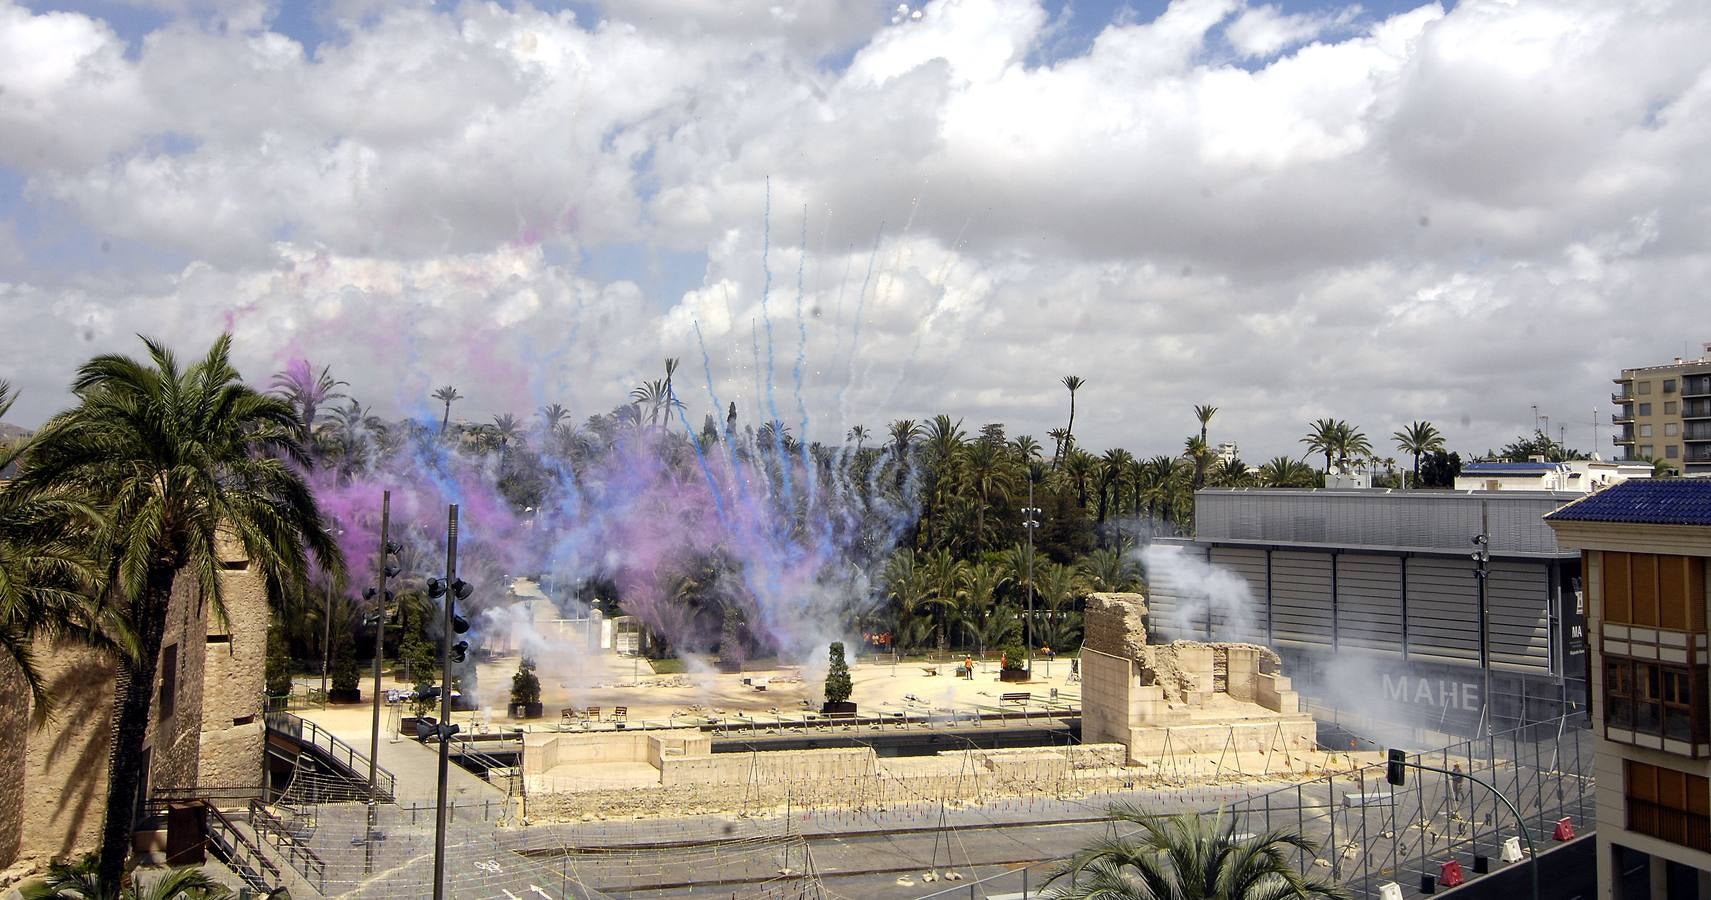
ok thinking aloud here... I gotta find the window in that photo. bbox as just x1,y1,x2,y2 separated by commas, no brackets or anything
1665,401,1678,414
1639,381,1654,394
1639,403,1653,416
1666,423,1680,436
159,643,178,721
1667,445,1680,459
1639,445,1654,458
1598,552,1709,630
1626,761,1711,851
1604,657,1708,747
1664,378,1678,393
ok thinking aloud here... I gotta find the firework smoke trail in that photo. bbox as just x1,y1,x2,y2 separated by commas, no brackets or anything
872,216,973,415
791,205,816,508
693,320,753,510
754,178,796,508
832,224,885,452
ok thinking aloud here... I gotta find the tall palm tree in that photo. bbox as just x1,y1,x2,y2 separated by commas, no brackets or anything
1059,376,1086,464
956,562,1011,653
1392,420,1445,488
539,402,570,434
846,425,869,450
269,360,346,443
1097,447,1134,524
1300,418,1339,473
662,357,680,429
12,335,343,885
1047,807,1346,899
1258,456,1317,488
1080,547,1141,593
0,382,106,720
1011,435,1042,464
491,413,523,457
1194,404,1217,445
1332,422,1373,472
432,385,463,436
1183,435,1212,491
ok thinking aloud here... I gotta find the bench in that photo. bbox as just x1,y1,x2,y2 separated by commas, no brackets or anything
559,707,577,722
586,706,601,721
1000,692,1030,706
612,706,627,721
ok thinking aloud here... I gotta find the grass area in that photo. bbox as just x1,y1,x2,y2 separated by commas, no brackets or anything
647,657,687,675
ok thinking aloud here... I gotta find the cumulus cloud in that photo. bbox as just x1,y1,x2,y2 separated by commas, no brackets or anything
2,0,1710,465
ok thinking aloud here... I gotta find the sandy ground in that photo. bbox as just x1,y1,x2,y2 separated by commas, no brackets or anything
298,649,1082,734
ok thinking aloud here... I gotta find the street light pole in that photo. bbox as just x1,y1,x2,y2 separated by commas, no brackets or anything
369,490,392,793
321,578,334,699
1396,759,1538,900
433,504,460,900
1022,478,1042,675
1474,502,1492,736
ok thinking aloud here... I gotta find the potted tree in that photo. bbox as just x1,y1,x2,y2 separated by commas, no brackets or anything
999,639,1030,683
820,641,856,715
510,656,544,719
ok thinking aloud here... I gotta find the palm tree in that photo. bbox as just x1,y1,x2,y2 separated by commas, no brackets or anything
1059,376,1085,463
662,357,680,429
1332,422,1373,472
1047,806,1345,899
0,383,106,720
1080,547,1141,593
11,335,343,885
847,425,869,450
1046,427,1070,464
1300,418,1339,473
1258,456,1317,488
432,385,463,436
1392,421,1445,488
1097,448,1134,524
491,413,523,457
269,360,347,443
1194,404,1217,445
35,859,234,899
539,403,570,434
956,562,1011,653
630,379,670,426
1011,435,1043,464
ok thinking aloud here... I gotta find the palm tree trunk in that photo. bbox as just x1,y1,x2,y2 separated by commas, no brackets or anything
97,571,172,887
1412,452,1422,488
440,402,451,436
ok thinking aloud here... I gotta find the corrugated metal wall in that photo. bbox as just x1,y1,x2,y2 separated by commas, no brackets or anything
1194,490,1574,557
1404,557,1482,664
1270,551,1334,649
1208,547,1268,640
1337,554,1404,656
1487,561,1549,672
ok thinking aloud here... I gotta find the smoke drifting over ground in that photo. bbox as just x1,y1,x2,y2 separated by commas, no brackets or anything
1135,544,1258,641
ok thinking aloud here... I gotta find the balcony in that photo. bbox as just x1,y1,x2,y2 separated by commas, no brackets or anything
1685,376,1711,398
1686,423,1711,442
1686,400,1711,420
1612,392,1634,405
1612,412,1634,425
1613,433,1636,446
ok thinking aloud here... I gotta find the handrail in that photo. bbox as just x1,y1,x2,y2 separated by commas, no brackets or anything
450,737,525,797
203,804,284,895
249,799,327,893
265,710,396,800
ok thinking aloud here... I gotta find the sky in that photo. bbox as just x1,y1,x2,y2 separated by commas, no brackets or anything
2,0,1709,463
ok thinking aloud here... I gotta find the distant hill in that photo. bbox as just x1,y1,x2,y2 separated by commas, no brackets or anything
0,422,29,442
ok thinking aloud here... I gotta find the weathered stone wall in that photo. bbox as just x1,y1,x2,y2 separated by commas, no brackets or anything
15,638,115,869
198,536,268,788
1083,593,1150,659
0,658,28,869
658,747,873,787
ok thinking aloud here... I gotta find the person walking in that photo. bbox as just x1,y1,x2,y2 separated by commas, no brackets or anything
1451,763,1466,803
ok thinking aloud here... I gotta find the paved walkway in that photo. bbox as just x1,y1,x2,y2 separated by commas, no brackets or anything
303,710,501,804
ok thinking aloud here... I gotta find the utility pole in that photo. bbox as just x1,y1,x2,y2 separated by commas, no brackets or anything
369,490,393,792
1022,478,1042,675
433,504,460,900
321,578,334,698
1473,502,1492,736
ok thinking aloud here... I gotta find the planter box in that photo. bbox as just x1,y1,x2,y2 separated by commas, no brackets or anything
821,700,858,716
511,701,544,720
328,688,363,704
999,668,1030,683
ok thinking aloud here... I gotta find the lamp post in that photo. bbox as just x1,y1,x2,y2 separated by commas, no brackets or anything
319,526,344,699
427,505,473,900
1473,502,1491,735
368,491,397,793
1022,478,1042,675
1389,753,1537,900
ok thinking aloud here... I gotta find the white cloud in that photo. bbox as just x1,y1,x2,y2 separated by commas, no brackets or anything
2,0,1711,464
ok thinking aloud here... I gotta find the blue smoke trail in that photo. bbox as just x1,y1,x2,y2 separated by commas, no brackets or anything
694,319,751,509
754,178,796,508
791,204,815,508
833,223,884,434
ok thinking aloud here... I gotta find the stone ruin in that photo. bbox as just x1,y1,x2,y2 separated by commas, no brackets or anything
1080,592,1315,764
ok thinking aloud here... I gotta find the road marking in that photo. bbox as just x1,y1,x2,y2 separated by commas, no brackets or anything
529,885,552,899
502,891,520,900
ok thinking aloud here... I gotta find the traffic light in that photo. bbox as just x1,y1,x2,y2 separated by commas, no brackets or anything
450,641,469,664
1387,748,1407,786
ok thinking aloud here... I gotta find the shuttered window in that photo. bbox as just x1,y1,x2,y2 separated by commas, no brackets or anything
1626,760,1711,851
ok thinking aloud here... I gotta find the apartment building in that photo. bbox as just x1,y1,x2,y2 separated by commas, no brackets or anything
1612,343,1711,474
1545,480,1711,899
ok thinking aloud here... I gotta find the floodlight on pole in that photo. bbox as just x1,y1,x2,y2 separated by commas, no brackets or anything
1022,476,1042,675
431,504,463,900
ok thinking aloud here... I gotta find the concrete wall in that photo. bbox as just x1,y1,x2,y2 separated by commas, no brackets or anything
659,748,873,787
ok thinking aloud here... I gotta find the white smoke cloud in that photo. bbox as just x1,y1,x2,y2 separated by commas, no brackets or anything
1137,544,1257,642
